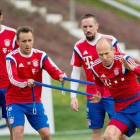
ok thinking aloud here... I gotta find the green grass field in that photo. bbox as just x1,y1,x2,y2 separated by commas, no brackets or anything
0,131,140,140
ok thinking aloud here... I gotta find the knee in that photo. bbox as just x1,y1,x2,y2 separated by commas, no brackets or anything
92,129,102,137
103,132,116,140
13,129,23,140
41,132,51,140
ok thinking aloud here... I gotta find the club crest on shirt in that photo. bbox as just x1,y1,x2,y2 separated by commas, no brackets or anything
4,39,11,47
32,59,39,67
114,68,119,75
9,117,14,124
87,119,91,126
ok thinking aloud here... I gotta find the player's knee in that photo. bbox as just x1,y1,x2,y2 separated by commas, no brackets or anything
92,129,102,137
41,132,51,140
13,130,23,140
103,132,116,140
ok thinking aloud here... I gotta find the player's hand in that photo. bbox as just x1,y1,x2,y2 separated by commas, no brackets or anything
119,58,135,71
90,91,101,103
27,79,35,88
59,73,66,83
71,97,79,112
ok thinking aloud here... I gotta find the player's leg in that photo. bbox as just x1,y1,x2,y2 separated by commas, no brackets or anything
7,104,25,140
119,135,127,140
92,128,103,140
26,103,51,140
128,106,140,133
6,119,13,140
12,126,24,140
103,110,137,140
0,88,13,140
38,127,51,140
103,98,127,140
87,99,105,140
103,125,122,140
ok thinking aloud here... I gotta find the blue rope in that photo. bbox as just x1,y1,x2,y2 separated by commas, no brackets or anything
34,81,93,97
32,88,37,114
63,77,95,85
61,83,65,95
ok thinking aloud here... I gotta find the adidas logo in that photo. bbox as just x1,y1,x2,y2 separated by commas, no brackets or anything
83,50,88,55
101,74,106,77
19,63,24,67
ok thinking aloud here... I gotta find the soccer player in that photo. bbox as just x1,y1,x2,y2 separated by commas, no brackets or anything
0,9,18,140
91,38,140,140
5,26,66,140
70,14,126,140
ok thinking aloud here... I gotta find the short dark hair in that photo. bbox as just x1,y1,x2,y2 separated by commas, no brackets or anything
0,9,2,16
81,14,97,23
17,26,34,40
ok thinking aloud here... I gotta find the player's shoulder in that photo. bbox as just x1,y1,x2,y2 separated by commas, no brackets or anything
101,33,118,46
3,25,16,33
74,38,86,48
114,52,125,60
32,48,48,59
33,48,46,54
101,33,116,40
6,48,19,58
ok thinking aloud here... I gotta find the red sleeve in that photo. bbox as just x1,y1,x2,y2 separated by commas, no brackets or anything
70,50,82,67
6,59,28,88
43,57,62,80
126,57,140,76
134,66,140,77
109,36,122,53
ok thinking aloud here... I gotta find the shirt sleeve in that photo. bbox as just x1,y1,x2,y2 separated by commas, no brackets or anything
12,33,19,50
70,66,81,98
112,36,123,53
43,56,62,80
6,57,28,88
70,45,83,67
124,55,140,76
134,67,140,77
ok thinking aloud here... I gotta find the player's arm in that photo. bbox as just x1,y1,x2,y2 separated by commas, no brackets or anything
6,56,28,88
42,54,65,82
120,55,140,76
70,66,81,111
70,45,83,111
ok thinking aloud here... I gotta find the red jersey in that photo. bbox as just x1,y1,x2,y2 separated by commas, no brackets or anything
91,52,140,111
0,25,18,89
5,48,62,106
71,33,122,99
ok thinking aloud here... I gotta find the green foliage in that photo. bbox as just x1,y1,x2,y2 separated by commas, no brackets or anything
76,0,140,22
116,0,140,12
